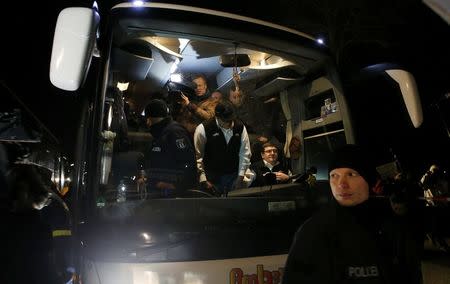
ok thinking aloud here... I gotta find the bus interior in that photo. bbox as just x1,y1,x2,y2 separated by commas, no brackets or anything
98,6,353,202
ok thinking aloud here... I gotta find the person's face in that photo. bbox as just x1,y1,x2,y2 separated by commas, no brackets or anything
390,200,408,216
211,91,222,100
217,117,232,129
146,117,163,127
261,146,278,165
329,168,369,207
146,117,153,127
193,77,207,97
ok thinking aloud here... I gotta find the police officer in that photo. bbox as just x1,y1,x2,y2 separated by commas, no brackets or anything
282,144,422,284
144,99,196,197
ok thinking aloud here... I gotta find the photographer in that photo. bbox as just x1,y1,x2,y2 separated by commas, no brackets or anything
2,163,57,284
175,74,219,135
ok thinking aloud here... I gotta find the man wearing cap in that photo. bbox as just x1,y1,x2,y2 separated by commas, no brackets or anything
283,144,422,284
194,100,251,194
144,99,196,196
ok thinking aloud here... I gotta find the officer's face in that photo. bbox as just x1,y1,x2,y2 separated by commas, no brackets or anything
329,168,369,207
261,147,278,165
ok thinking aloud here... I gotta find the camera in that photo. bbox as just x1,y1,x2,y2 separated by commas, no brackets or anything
168,90,184,102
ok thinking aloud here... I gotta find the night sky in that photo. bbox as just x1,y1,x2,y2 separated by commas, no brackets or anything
1,0,449,173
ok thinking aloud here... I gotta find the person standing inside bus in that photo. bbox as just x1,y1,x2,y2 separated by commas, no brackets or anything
282,144,423,284
194,100,251,195
177,74,218,135
144,99,197,197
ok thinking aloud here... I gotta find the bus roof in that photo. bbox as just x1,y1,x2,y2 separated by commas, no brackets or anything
112,2,319,44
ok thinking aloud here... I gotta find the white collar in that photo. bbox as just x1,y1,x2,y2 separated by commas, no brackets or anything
215,118,234,131
263,159,279,170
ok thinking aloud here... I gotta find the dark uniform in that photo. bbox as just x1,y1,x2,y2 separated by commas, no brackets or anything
283,144,423,284
249,160,289,187
146,117,196,196
283,200,392,284
283,200,422,284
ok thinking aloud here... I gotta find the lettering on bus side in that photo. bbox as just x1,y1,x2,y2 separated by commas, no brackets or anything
229,264,284,284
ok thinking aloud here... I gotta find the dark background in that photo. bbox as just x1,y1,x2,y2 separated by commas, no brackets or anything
1,0,449,173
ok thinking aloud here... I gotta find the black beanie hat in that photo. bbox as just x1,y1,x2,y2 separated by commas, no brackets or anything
215,100,235,122
328,144,378,187
145,99,169,118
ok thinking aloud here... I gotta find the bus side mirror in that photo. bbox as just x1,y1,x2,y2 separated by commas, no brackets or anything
385,69,423,128
50,8,100,91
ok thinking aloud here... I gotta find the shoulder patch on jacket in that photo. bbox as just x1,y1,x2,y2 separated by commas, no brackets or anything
176,138,186,149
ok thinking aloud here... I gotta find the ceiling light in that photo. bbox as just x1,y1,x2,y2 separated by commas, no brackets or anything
132,1,144,7
170,73,182,83
117,82,129,91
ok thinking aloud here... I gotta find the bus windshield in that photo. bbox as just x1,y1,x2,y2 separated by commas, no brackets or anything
82,5,349,263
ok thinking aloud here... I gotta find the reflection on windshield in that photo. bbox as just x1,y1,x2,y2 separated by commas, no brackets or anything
95,26,340,207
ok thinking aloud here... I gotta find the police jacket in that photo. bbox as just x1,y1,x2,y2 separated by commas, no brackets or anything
146,117,196,193
283,200,395,284
249,160,289,187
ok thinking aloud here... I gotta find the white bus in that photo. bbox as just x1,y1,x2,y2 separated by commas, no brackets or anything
49,2,423,283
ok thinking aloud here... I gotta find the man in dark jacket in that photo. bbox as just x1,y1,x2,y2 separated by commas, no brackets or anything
2,164,57,284
194,100,251,194
144,99,197,197
282,144,423,284
249,142,290,187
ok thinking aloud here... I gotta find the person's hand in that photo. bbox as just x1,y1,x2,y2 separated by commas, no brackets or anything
233,175,245,190
275,171,289,182
200,180,221,196
200,180,214,190
180,93,190,106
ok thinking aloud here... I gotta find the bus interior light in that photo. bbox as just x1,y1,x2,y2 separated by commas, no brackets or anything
132,0,144,7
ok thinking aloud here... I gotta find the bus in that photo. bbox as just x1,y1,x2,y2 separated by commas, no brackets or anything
49,2,424,283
